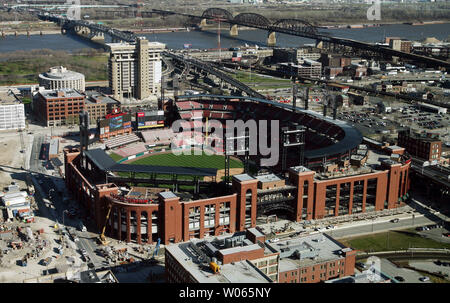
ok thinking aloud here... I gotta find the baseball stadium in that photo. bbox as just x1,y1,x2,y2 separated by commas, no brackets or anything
64,94,411,245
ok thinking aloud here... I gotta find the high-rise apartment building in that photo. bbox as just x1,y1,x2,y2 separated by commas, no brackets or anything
107,37,165,101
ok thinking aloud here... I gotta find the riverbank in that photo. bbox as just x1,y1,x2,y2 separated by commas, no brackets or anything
319,20,450,29
2,19,449,36
0,51,108,86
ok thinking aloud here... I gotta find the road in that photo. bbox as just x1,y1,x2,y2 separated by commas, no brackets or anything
0,81,108,93
325,214,441,239
28,133,106,270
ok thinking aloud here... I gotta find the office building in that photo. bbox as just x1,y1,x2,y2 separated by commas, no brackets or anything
39,66,85,92
33,89,85,126
277,59,322,78
84,91,121,124
164,229,356,283
107,37,165,101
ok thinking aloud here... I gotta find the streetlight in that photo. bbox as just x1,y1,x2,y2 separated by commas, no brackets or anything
62,210,68,228
48,188,55,200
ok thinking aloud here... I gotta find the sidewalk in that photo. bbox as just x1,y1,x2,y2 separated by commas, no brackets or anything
256,201,444,239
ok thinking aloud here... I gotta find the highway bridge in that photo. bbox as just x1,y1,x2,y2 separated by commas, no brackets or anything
24,11,269,98
35,12,137,43
150,8,450,71
28,11,450,106
410,157,450,189
221,60,450,109
163,51,266,99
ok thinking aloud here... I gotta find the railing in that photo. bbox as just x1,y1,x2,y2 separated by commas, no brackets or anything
109,193,154,204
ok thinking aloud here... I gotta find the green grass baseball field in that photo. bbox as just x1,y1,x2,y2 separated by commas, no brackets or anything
127,151,243,169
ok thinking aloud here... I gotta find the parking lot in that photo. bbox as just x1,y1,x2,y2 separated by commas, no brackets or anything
337,107,400,136
395,105,449,131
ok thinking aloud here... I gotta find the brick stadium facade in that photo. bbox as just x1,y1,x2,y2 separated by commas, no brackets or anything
64,146,411,245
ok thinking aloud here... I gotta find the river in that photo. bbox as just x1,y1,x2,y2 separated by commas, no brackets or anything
0,22,448,53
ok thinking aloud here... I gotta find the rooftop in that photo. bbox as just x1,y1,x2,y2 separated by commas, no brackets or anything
39,66,84,81
85,91,120,105
107,40,166,51
326,270,392,283
401,129,441,142
125,187,168,201
247,227,265,238
289,166,312,173
40,89,84,100
219,243,262,256
0,91,20,104
314,165,375,181
233,174,255,182
49,138,59,156
267,233,349,268
160,191,178,200
256,174,282,183
165,239,272,283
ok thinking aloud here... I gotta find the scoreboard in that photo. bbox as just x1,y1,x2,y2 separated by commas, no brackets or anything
136,110,165,130
98,112,132,135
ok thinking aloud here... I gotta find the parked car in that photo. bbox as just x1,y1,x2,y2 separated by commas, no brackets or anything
419,276,430,282
394,276,405,282
391,218,400,223
356,262,368,269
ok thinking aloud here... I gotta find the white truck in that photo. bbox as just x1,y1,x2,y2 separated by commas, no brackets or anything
78,221,87,232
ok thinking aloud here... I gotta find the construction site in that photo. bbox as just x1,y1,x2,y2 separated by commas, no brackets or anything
0,120,166,283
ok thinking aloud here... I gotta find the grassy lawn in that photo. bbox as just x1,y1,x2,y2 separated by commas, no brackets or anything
0,53,108,85
340,230,450,252
109,153,124,162
229,71,294,90
115,151,243,181
21,97,32,104
127,151,243,170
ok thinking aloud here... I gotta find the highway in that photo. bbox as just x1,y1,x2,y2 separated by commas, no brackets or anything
325,214,441,239
410,158,450,188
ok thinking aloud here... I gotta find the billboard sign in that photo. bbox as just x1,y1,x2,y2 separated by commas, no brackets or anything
109,116,123,131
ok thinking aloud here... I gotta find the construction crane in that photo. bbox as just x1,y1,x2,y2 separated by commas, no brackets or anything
98,204,112,246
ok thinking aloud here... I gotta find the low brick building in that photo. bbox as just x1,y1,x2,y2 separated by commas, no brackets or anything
33,89,121,126
398,129,442,162
164,230,356,283
33,89,85,126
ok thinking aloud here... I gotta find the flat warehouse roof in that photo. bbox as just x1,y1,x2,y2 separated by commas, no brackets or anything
84,148,217,176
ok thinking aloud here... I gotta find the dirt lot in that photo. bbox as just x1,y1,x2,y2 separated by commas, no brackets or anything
0,132,28,190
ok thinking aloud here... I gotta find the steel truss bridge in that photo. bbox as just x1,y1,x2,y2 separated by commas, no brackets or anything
35,12,137,43
27,11,270,97
151,8,450,71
